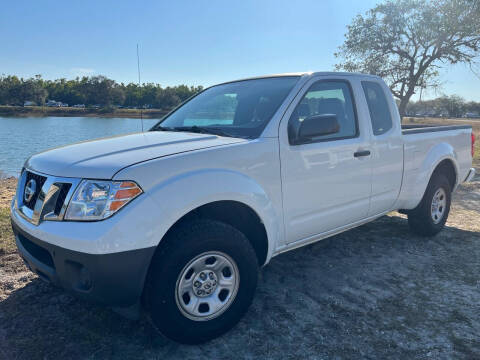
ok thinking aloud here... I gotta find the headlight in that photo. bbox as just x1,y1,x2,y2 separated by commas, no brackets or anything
65,180,142,221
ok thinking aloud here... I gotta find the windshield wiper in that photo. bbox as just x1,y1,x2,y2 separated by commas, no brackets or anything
154,125,235,138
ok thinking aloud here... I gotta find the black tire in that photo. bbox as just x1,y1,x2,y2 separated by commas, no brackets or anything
407,173,451,236
146,219,259,344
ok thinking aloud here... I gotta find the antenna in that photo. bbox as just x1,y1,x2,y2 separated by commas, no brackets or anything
137,43,144,132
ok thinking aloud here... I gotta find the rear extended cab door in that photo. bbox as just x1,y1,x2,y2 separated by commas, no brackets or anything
359,79,404,216
278,75,373,245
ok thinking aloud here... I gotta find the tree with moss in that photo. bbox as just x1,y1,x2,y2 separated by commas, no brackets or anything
335,0,480,117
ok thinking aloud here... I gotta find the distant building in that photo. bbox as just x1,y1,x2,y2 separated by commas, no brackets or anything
73,104,85,108
23,101,35,107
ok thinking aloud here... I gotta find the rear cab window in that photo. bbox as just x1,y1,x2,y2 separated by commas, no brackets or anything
361,81,393,136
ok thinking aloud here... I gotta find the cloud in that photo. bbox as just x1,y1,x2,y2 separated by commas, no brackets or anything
70,67,95,77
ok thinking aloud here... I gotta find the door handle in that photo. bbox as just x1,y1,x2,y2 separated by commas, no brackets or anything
354,150,371,157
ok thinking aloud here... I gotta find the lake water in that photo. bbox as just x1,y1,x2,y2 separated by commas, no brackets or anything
0,116,159,177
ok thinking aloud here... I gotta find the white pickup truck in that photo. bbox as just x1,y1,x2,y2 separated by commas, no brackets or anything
11,72,476,343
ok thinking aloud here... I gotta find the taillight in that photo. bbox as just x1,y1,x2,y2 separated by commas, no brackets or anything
472,133,476,158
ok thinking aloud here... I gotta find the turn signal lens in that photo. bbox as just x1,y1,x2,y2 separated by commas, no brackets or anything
65,180,143,221
120,181,138,188
109,200,128,212
114,187,142,200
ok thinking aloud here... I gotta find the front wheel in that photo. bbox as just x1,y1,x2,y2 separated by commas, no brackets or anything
407,173,452,236
146,219,259,344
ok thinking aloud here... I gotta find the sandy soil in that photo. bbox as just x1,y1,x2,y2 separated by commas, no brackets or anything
0,177,479,359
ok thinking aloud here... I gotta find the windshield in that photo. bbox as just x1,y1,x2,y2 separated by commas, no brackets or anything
151,76,299,139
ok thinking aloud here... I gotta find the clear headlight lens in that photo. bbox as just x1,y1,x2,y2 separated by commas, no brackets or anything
65,180,142,221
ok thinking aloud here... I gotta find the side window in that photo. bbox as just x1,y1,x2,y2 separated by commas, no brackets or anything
288,80,358,144
361,81,393,136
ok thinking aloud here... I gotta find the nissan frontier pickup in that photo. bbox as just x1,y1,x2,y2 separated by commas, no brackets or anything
11,72,476,343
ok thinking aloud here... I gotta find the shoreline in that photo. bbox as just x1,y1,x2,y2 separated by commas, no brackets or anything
0,105,169,119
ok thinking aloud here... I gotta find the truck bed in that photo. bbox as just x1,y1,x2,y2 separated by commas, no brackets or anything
395,123,473,210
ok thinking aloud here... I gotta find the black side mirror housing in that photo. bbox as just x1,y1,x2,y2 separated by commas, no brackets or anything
295,114,340,144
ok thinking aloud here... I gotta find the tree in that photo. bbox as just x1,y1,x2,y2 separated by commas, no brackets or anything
155,87,181,109
0,75,22,105
0,74,203,109
335,0,480,116
24,75,48,105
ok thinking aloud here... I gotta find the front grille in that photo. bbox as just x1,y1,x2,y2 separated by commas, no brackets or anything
18,233,55,269
24,171,47,210
54,183,72,215
16,169,80,225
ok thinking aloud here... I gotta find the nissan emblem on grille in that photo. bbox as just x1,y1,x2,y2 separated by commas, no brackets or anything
24,179,37,203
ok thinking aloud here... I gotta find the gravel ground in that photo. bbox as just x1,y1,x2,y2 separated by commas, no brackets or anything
0,177,479,359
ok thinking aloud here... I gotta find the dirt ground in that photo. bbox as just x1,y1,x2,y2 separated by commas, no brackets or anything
1,175,479,359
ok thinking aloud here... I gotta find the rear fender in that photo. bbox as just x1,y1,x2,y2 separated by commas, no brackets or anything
397,142,458,210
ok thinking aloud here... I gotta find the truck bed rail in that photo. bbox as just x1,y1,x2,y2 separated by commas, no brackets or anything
402,124,472,135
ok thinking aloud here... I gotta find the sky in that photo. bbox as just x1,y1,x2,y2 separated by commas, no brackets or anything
1,0,479,101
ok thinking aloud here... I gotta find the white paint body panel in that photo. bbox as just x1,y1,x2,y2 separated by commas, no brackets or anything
365,80,404,216
25,131,245,179
11,72,474,266
278,75,372,244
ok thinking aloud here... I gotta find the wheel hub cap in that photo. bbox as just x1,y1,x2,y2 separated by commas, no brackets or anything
175,251,239,321
431,187,447,224
193,270,218,297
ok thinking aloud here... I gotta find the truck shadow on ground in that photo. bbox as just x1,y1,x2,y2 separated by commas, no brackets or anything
1,214,479,359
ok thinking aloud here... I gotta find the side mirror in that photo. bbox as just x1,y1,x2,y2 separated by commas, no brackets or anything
295,114,340,144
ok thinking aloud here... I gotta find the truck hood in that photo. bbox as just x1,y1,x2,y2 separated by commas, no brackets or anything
25,131,246,179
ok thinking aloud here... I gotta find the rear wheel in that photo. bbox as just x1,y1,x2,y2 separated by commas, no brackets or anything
407,174,451,236
146,219,259,344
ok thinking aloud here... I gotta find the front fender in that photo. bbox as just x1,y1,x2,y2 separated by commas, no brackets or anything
132,169,281,263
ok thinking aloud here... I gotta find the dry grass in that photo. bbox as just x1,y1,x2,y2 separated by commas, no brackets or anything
0,208,15,255
0,178,16,256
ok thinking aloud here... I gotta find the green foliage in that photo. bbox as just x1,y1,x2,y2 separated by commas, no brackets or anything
0,74,203,110
335,0,480,116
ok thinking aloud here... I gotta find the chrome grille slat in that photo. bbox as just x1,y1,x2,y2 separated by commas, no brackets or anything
15,169,81,225
23,171,47,210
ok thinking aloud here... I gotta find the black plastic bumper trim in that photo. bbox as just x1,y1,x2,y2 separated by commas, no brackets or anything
11,220,156,308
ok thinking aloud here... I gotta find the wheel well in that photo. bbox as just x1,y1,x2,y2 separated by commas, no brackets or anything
163,201,269,266
432,159,456,191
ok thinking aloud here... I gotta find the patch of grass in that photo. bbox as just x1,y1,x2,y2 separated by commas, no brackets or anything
0,208,15,255
474,136,480,170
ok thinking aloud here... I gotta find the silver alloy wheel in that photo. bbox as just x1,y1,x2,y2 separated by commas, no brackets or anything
175,251,240,321
431,187,447,224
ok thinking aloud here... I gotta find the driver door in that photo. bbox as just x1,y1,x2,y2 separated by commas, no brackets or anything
279,78,372,244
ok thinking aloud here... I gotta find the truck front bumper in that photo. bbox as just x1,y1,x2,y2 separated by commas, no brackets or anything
11,220,155,308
